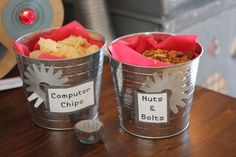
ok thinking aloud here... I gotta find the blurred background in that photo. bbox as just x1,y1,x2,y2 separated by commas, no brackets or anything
1,0,236,97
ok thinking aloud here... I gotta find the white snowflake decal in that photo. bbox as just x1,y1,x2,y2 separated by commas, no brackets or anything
140,71,191,114
116,64,123,92
24,64,69,108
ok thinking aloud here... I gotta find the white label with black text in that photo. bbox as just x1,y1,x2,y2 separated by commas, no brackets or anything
48,81,94,113
137,92,168,123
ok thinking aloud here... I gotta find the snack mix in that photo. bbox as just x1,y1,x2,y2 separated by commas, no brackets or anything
143,49,192,64
30,35,100,59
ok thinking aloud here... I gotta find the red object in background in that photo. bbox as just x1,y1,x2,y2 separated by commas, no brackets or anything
19,8,37,25
208,37,219,56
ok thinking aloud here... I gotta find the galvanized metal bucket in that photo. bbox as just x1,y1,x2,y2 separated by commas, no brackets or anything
15,28,105,130
109,32,203,139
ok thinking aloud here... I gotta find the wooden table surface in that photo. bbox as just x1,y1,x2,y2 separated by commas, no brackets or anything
1,60,236,157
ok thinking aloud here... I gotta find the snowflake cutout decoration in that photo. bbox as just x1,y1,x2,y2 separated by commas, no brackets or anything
140,71,191,114
116,64,123,92
24,64,69,108
115,64,133,108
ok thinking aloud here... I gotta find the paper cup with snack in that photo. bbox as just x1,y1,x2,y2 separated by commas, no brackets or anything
108,32,203,139
13,21,106,130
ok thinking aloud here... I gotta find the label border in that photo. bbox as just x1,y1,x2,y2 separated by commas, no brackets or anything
45,79,96,114
135,90,170,124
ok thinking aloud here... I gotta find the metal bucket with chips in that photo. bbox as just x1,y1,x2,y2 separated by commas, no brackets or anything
15,28,105,130
108,32,203,138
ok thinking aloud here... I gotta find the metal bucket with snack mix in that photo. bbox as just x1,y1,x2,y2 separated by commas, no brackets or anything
108,32,203,138
14,28,105,130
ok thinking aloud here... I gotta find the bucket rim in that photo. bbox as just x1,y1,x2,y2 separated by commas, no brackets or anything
15,27,107,62
107,31,203,69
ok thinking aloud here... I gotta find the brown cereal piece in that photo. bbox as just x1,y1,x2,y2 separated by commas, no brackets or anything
154,53,167,58
176,51,184,57
168,51,177,59
143,49,192,64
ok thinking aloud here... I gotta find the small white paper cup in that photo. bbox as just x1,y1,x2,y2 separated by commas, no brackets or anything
74,119,104,144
